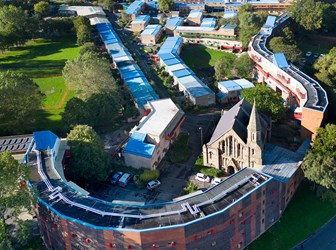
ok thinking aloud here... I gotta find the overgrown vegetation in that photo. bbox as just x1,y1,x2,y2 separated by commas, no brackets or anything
194,154,223,177
184,182,198,194
168,133,192,163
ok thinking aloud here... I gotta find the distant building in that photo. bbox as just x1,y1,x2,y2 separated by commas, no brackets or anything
203,99,272,173
140,24,163,45
187,9,203,26
158,37,216,106
131,15,150,31
217,78,255,104
176,3,205,14
123,98,185,169
58,6,105,18
165,17,183,35
125,0,145,20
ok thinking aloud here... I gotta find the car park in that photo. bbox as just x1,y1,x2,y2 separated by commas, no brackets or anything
211,177,222,185
147,180,161,190
305,51,312,57
118,173,133,187
110,171,123,185
195,173,210,183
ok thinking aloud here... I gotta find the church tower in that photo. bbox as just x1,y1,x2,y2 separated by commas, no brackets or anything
246,101,264,169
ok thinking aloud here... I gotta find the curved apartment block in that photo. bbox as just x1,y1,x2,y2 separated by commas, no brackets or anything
248,15,328,140
27,131,302,250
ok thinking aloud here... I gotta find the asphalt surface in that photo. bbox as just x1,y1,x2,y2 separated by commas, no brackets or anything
292,216,336,250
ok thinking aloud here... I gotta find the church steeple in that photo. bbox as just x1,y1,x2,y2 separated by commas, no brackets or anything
247,100,262,143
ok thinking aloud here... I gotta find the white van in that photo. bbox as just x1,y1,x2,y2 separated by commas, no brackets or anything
118,173,132,187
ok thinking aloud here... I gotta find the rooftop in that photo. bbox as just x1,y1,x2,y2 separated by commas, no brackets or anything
221,23,237,30
223,10,238,19
140,24,162,36
0,134,32,154
200,18,216,28
59,6,105,17
218,79,255,93
165,17,183,27
188,10,203,19
125,0,145,15
131,15,150,24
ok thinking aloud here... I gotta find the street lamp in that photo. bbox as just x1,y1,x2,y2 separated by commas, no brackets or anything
199,127,203,146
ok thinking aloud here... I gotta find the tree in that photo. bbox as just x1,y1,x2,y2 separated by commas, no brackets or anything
269,36,302,63
0,151,36,248
102,0,115,11
233,54,253,78
34,1,49,17
119,13,132,27
301,124,336,191
76,24,92,45
288,0,326,31
215,56,235,80
0,5,32,49
0,72,44,133
158,0,174,12
67,125,111,183
237,4,265,48
241,84,286,120
80,42,98,55
314,47,336,87
63,52,118,100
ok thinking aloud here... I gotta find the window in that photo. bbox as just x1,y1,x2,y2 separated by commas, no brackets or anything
262,219,264,224
237,144,241,157
229,137,233,155
209,151,213,159
262,209,265,214
263,200,265,205
252,148,255,155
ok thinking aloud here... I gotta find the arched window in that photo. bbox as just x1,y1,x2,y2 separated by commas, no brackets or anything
229,137,233,155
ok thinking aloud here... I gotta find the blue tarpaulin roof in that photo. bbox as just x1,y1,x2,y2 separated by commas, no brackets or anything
273,53,289,69
123,131,156,158
33,131,58,151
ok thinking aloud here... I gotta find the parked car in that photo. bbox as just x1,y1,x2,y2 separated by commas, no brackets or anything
211,177,222,185
110,171,123,185
147,180,161,190
195,173,210,183
305,51,312,57
313,53,320,58
118,173,133,187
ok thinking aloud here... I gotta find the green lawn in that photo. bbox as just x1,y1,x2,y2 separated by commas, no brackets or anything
248,180,336,250
0,37,80,76
180,44,236,74
0,37,80,134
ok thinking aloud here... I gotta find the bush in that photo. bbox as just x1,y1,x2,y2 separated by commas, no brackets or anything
194,154,223,177
184,182,198,194
139,169,160,183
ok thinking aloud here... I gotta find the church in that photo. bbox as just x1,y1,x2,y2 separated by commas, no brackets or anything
203,99,272,174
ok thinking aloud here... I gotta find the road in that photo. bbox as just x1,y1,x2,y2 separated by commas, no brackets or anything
107,13,169,98
292,216,336,250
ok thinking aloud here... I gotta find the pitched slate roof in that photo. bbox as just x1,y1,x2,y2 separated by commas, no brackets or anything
207,99,270,145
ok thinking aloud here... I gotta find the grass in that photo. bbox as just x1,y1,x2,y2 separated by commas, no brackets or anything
0,37,80,134
248,180,336,250
180,44,236,75
168,133,192,163
194,154,224,177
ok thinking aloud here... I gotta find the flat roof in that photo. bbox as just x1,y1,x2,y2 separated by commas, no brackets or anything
273,53,289,69
222,23,237,30
136,98,184,137
224,10,238,19
125,0,145,15
59,6,105,16
123,131,156,158
140,24,162,36
165,17,183,27
174,26,215,33
188,10,203,19
200,18,216,28
131,15,150,24
0,134,32,154
218,80,242,92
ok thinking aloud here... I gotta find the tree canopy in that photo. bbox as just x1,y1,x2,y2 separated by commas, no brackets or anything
63,52,118,100
233,54,253,78
0,72,44,133
34,1,49,17
237,5,265,48
288,0,326,31
269,36,302,64
301,124,336,191
215,56,235,81
0,151,36,248
158,0,174,12
314,47,336,87
241,84,286,120
0,5,33,49
67,125,111,183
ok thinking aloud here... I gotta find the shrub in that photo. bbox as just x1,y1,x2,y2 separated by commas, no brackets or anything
184,182,198,194
139,169,160,183
194,154,223,177
168,133,192,163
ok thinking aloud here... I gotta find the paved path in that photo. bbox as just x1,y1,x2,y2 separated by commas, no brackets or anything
292,216,336,250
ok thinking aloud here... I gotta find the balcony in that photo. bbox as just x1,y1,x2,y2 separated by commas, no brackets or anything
296,88,307,100
251,54,262,63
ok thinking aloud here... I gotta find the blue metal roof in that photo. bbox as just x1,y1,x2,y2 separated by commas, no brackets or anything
33,131,58,151
140,24,162,36
132,15,150,24
165,17,183,27
223,10,237,19
146,1,159,9
188,10,203,19
265,16,276,28
162,58,181,66
273,53,289,69
123,131,156,158
221,23,237,30
125,0,145,15
172,68,194,78
200,18,216,28
218,80,242,92
205,0,224,2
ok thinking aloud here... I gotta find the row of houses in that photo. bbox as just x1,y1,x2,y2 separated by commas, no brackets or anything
158,36,216,106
